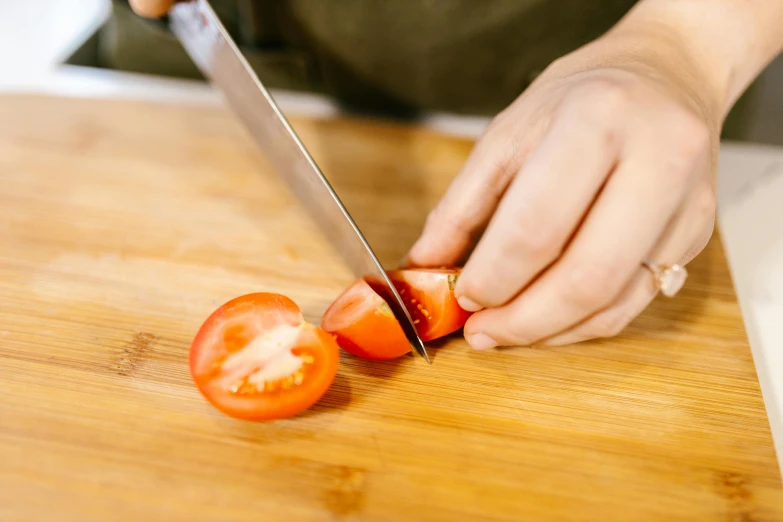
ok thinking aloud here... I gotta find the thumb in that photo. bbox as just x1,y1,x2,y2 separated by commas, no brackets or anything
405,126,529,267
129,0,178,18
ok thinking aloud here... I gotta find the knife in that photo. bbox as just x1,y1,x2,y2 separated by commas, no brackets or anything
168,0,429,363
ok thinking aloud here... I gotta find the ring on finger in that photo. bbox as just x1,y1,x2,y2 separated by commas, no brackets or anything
641,259,688,297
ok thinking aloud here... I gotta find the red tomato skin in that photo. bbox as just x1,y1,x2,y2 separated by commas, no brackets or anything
330,312,411,361
189,293,339,422
321,280,411,361
321,268,472,360
388,268,472,341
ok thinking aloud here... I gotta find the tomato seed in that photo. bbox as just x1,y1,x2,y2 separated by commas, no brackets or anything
413,319,420,324
302,355,315,364
294,372,304,385
422,309,430,317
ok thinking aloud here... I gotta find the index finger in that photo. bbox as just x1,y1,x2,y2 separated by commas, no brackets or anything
405,127,525,268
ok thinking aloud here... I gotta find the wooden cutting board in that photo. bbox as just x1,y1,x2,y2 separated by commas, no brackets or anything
0,94,781,521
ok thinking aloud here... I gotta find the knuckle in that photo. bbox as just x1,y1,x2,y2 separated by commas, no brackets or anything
678,186,717,266
680,231,712,266
590,311,633,339
564,262,620,310
681,215,716,266
656,119,710,185
565,80,631,123
457,274,487,304
422,205,444,230
459,257,523,308
421,207,443,236
694,186,717,222
502,317,535,347
592,81,632,112
507,218,561,261
670,112,710,165
555,81,630,150
515,230,555,260
424,204,470,237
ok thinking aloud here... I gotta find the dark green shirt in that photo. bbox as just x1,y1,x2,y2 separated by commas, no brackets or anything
100,0,638,115
87,0,760,141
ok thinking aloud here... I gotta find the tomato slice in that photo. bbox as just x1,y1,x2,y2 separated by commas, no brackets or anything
320,279,411,360
321,267,472,360
189,293,339,421
388,267,472,342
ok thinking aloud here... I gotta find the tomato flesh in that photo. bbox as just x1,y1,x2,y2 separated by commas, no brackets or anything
321,267,472,359
320,279,411,360
189,293,339,421
388,268,472,342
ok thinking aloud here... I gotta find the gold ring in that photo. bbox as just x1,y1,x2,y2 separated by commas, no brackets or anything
642,259,688,297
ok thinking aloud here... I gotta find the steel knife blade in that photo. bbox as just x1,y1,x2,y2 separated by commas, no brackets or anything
169,0,429,363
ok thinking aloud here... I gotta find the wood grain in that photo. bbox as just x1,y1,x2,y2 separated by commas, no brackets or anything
0,94,781,521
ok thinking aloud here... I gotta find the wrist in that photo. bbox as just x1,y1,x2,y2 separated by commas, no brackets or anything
612,0,783,122
602,20,728,128
543,26,726,131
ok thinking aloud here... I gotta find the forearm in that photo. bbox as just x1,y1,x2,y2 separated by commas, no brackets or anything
614,0,783,121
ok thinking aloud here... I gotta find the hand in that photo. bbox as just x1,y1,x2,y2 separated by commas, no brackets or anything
129,0,177,18
406,29,722,350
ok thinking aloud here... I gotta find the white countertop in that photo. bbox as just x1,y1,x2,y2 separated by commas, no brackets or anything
4,0,782,474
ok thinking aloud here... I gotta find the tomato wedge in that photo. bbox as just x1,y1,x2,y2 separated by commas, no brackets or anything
321,279,412,360
321,267,472,360
189,293,339,421
388,267,473,342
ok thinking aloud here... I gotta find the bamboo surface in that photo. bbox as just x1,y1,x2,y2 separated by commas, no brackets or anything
0,94,781,521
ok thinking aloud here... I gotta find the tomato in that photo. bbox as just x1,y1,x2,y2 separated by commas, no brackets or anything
320,279,412,360
189,293,339,421
387,267,473,342
321,267,472,360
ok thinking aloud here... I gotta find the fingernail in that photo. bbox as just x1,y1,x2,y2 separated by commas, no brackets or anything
457,296,484,312
467,333,497,351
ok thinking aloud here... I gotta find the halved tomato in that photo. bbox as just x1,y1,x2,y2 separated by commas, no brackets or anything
321,267,472,360
320,279,411,360
189,293,339,421
388,267,473,342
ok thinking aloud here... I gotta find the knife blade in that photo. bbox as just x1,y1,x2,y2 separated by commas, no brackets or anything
168,0,429,363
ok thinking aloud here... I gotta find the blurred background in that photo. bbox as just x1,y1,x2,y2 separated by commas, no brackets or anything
2,0,783,144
